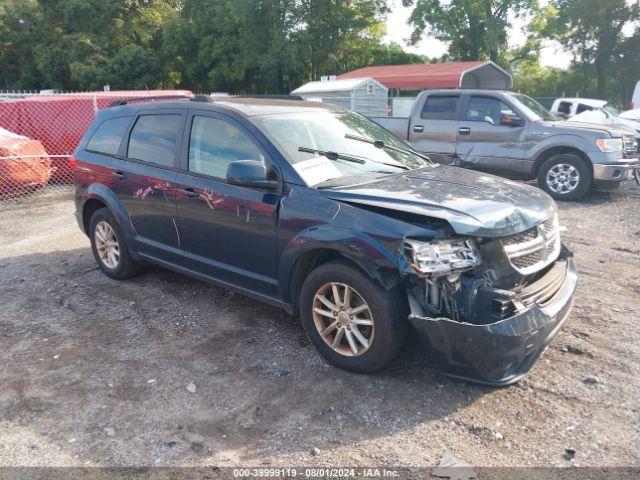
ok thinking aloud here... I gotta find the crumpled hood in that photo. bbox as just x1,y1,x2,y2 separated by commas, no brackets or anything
321,165,557,237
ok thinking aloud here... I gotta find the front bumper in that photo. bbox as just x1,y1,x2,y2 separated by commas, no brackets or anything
408,249,578,386
592,159,640,182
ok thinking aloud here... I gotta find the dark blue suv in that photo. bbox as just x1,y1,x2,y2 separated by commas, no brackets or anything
74,96,577,385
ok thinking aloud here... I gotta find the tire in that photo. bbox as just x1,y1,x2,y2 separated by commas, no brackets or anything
299,260,407,373
537,154,592,201
89,208,141,280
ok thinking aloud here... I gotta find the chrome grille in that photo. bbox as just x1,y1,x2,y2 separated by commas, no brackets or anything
501,215,561,275
623,135,639,157
519,259,567,307
512,251,545,269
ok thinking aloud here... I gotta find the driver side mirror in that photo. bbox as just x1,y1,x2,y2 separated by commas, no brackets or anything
500,114,524,127
226,160,280,191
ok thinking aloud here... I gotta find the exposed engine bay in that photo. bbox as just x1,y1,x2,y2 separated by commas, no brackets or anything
403,213,566,325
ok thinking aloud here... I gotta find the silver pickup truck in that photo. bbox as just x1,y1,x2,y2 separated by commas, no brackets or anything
372,89,640,200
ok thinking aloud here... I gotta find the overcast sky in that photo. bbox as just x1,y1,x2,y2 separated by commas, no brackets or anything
383,0,573,68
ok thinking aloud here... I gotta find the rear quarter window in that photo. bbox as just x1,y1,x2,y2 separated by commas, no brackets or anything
421,96,459,120
576,103,594,114
127,114,183,167
86,116,132,156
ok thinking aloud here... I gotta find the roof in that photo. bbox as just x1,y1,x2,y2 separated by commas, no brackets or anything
110,97,337,117
291,77,387,94
337,61,512,90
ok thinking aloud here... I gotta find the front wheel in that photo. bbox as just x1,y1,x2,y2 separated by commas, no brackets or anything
299,261,407,373
537,154,592,201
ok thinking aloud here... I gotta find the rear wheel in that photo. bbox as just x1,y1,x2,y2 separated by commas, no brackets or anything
299,261,407,373
89,208,141,279
537,154,591,201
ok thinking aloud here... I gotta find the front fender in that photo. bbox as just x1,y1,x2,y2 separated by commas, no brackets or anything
278,224,409,305
527,134,596,173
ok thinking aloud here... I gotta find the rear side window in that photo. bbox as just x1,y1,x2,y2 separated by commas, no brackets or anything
86,116,131,156
576,103,594,114
421,96,459,120
189,116,265,179
127,114,182,167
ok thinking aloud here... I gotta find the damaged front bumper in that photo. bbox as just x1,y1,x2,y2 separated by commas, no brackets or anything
408,249,577,386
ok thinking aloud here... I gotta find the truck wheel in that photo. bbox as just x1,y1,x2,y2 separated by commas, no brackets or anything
537,154,591,201
299,260,407,373
89,208,141,280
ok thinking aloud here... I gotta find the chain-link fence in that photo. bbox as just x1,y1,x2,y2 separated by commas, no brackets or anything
0,90,191,204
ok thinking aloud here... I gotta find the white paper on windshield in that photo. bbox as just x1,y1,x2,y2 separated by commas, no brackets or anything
292,156,343,186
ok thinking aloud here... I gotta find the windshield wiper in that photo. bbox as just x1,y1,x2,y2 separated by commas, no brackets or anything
298,145,410,171
345,133,432,165
298,146,366,165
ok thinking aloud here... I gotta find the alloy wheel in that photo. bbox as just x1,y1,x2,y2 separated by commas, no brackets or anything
546,163,580,194
94,220,120,269
312,282,374,357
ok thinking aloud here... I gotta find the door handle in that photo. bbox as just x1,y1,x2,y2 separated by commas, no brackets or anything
458,127,471,135
179,188,199,198
413,125,424,133
112,171,126,180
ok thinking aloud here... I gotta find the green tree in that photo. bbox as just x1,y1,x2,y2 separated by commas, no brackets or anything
403,0,536,63
164,0,299,93
0,0,424,93
617,32,640,107
0,0,180,90
167,0,393,93
547,0,640,97
293,0,388,80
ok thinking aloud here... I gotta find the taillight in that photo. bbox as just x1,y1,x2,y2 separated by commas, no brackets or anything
631,102,635,109
69,155,78,171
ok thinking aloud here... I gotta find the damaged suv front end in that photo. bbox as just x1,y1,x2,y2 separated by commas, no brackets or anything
320,165,577,385
254,105,577,384
403,213,577,385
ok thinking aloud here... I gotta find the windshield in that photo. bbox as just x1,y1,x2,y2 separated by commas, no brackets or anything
252,109,426,188
603,105,621,117
508,93,558,122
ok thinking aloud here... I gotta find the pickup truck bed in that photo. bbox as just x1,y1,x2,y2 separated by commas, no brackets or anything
370,116,409,140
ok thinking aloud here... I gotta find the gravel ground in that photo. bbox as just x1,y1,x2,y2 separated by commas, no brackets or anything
0,183,639,469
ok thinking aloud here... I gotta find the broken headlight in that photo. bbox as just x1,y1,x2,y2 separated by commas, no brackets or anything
404,238,479,276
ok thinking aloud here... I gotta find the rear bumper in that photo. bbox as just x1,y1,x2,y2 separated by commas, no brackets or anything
408,250,577,386
592,159,639,182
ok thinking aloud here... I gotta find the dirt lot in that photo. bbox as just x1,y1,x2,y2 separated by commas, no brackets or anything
0,184,639,469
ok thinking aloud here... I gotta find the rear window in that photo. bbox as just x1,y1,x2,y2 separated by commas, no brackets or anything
576,103,594,114
127,114,182,167
421,96,459,120
86,116,132,156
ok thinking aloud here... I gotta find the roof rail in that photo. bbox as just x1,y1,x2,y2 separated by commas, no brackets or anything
232,94,303,101
108,93,303,108
109,95,196,107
